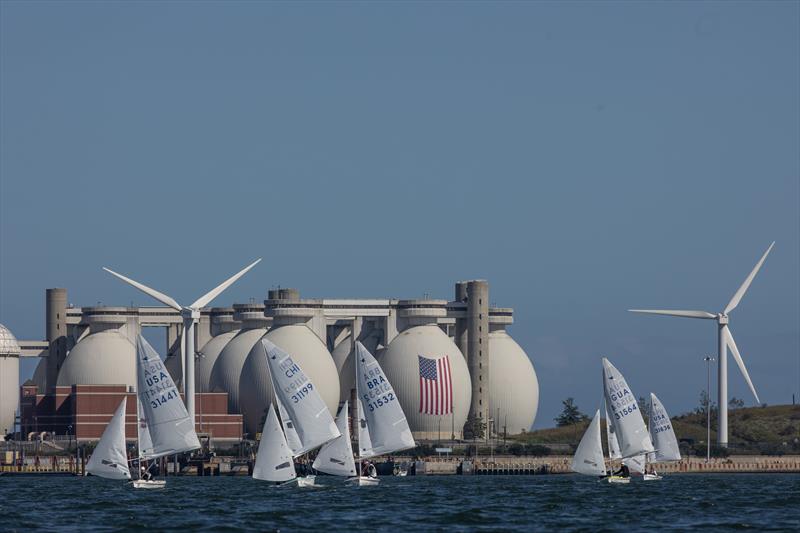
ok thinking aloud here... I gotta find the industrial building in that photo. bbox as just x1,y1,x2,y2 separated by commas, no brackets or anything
3,280,539,443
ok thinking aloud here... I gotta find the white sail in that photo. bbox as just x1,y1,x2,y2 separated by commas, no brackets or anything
356,396,374,457
276,395,303,455
261,339,340,456
355,341,415,458
571,409,606,476
312,401,357,477
86,397,131,480
136,334,201,459
136,397,156,460
605,407,622,459
602,358,654,458
649,393,681,462
623,454,646,474
252,404,297,483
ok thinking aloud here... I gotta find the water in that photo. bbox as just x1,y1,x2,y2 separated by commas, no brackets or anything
1,474,798,531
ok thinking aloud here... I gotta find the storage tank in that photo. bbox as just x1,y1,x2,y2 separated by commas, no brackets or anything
208,304,268,414
487,329,539,434
379,324,471,439
56,329,136,389
0,324,21,436
197,330,239,393
32,358,47,393
331,332,382,403
238,324,340,434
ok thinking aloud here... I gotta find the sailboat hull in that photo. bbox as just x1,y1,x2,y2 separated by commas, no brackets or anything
346,476,379,486
607,476,630,484
130,479,166,489
643,473,662,481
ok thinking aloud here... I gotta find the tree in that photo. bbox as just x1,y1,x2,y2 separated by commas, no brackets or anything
463,414,486,440
555,398,588,427
729,397,745,410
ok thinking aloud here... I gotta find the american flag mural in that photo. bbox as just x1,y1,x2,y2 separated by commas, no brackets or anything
418,355,453,415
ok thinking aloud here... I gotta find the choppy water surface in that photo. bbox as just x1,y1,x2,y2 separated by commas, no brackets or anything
1,474,798,532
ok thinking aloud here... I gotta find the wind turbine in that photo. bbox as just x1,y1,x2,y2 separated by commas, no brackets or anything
103,259,261,421
629,242,774,447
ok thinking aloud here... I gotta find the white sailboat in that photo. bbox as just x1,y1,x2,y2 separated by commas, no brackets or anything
85,397,132,480
253,338,340,488
312,401,357,478
602,357,655,460
132,334,201,488
571,409,607,477
642,392,681,481
252,404,298,484
349,341,415,486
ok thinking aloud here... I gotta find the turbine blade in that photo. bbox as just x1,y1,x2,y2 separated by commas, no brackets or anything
723,327,760,404
724,242,775,315
628,309,717,319
102,267,182,311
190,258,262,309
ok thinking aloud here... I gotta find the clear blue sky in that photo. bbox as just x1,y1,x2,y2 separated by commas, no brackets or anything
1,1,798,427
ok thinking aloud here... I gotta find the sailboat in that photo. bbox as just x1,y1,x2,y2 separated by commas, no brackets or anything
85,397,132,480
602,357,654,483
252,404,298,484
571,409,608,477
572,358,654,483
639,393,682,481
312,401,357,479
251,338,340,487
349,341,415,486
132,334,201,488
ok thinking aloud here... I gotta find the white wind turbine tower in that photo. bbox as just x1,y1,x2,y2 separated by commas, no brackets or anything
103,259,261,421
629,242,774,447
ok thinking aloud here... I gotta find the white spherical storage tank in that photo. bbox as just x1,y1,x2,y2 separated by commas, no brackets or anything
56,330,136,389
0,324,21,436
238,324,340,435
196,330,239,393
488,330,539,434
379,324,471,439
209,327,266,414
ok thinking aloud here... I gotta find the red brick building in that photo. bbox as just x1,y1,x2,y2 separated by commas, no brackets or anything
20,383,242,444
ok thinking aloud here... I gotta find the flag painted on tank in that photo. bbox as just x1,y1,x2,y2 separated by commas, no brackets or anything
418,355,453,415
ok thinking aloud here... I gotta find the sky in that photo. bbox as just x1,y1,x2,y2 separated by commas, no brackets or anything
1,1,798,428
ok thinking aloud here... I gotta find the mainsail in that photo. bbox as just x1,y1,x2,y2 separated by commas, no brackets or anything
261,339,339,456
136,334,200,459
571,409,606,476
602,358,654,458
253,404,297,483
312,401,357,477
136,397,155,460
355,341,415,458
649,393,681,462
604,407,622,459
86,397,131,480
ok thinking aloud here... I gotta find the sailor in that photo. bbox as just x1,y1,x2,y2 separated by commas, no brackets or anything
612,464,630,478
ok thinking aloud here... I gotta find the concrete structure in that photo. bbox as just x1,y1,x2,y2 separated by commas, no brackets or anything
0,324,21,437
466,280,490,426
14,279,539,441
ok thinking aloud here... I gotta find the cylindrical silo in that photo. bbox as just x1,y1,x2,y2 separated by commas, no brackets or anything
195,308,239,393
